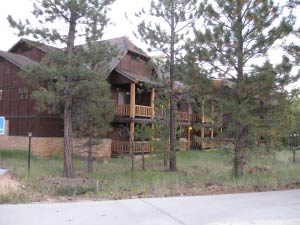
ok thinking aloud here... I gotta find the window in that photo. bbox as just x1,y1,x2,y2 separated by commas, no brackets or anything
118,91,130,105
0,89,2,101
18,87,28,100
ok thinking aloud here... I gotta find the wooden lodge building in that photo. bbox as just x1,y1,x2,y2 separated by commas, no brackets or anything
0,37,228,157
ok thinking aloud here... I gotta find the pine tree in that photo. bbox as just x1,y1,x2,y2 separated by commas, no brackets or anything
136,0,200,171
8,0,115,178
134,123,153,170
191,0,294,177
246,59,294,153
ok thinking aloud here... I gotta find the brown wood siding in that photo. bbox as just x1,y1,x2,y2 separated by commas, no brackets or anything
11,44,44,62
8,118,63,137
117,53,151,79
0,57,63,137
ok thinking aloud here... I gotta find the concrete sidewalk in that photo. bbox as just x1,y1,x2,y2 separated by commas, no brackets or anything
0,189,300,225
0,169,7,176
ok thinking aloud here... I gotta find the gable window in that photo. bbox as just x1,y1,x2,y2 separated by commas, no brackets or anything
18,87,28,100
0,89,2,101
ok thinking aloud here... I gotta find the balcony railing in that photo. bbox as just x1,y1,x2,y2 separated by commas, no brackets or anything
115,104,213,123
191,138,233,149
115,105,130,116
135,105,153,117
115,105,153,118
111,140,153,155
175,112,190,121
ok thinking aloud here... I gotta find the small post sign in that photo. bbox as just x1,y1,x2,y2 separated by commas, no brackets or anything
0,117,5,135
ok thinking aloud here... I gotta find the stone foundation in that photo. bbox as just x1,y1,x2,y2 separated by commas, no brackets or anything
0,120,111,158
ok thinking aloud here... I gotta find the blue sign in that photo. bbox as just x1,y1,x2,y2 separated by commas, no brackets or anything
0,117,5,135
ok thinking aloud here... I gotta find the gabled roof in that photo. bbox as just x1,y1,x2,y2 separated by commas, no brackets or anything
0,50,38,68
79,36,150,74
9,38,60,53
105,36,150,59
6,36,155,83
115,68,156,85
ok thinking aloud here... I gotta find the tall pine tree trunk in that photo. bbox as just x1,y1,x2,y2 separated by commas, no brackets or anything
88,124,93,173
234,0,244,178
234,121,244,177
169,1,176,171
64,96,74,178
63,9,77,178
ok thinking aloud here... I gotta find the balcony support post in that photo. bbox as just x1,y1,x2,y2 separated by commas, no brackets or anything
129,82,135,157
130,82,136,118
151,87,155,119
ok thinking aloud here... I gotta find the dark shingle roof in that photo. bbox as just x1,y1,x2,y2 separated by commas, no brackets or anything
79,37,154,84
9,38,60,53
115,68,156,85
79,36,150,74
0,50,38,68
104,36,149,58
6,36,155,83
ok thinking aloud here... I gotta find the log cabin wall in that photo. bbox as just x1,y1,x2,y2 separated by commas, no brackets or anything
116,52,152,79
0,54,63,137
10,44,45,62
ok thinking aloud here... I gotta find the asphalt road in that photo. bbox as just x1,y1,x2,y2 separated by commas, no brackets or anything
0,189,300,225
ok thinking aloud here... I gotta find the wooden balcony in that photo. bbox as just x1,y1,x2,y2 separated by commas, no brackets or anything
175,112,190,121
190,114,211,123
115,105,130,116
111,140,153,155
156,108,190,122
135,105,153,117
115,105,153,118
191,138,233,149
115,105,212,123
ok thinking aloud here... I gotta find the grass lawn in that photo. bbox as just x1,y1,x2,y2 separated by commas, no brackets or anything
0,148,300,203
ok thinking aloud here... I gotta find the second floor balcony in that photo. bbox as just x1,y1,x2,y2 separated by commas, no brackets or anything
115,104,154,118
115,104,209,123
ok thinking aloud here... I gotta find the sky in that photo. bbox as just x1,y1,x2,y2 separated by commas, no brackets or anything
0,0,298,52
0,0,299,85
0,0,150,51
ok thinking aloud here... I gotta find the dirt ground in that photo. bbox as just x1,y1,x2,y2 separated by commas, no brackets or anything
1,172,300,203
0,172,19,194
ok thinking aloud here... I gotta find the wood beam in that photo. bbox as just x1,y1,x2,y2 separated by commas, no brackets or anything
151,87,155,119
130,82,135,118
